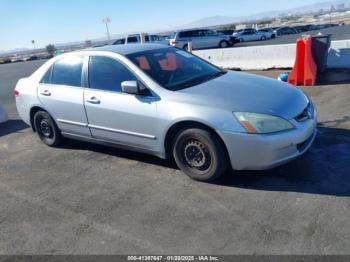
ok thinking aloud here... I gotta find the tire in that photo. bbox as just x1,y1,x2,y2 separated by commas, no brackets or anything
219,40,229,48
172,128,229,182
33,111,62,147
260,36,266,41
183,44,189,51
239,38,244,43
271,34,276,39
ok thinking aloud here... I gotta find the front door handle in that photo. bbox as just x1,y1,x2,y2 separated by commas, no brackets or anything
40,90,51,96
86,97,100,104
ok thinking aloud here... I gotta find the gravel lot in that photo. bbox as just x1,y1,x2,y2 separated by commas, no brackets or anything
0,61,350,254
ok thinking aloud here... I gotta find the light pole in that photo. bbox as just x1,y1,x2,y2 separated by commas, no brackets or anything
31,40,36,50
102,17,111,41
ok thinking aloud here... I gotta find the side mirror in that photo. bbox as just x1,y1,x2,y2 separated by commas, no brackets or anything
121,81,150,96
121,81,140,95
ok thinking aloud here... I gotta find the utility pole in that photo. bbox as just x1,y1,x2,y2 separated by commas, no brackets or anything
31,40,36,50
102,17,111,41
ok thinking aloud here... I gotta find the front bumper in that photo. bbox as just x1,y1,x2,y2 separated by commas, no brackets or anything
218,113,317,170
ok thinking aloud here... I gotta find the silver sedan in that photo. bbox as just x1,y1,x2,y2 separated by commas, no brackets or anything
15,44,317,181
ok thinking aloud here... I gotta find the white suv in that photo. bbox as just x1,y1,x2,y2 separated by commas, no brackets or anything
169,29,232,50
113,34,168,45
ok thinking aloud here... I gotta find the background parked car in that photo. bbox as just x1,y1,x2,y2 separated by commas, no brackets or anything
169,29,232,50
293,25,313,33
217,30,238,45
274,27,298,36
233,28,269,42
113,33,168,45
257,28,276,39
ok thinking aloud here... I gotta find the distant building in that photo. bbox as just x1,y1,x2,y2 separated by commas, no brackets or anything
235,24,247,30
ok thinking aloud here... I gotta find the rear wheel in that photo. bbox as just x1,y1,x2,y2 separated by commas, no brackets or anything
183,44,189,51
260,36,266,41
34,111,62,147
172,128,228,182
219,40,229,48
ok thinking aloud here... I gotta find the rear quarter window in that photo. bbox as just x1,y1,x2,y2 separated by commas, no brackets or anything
179,31,197,38
40,66,52,84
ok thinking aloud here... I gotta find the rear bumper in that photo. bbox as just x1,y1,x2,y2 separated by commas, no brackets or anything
218,114,317,170
229,36,238,45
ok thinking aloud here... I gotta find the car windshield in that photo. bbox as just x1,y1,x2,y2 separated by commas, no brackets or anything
127,47,226,91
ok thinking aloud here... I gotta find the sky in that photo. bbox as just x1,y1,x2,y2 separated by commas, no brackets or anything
0,0,322,51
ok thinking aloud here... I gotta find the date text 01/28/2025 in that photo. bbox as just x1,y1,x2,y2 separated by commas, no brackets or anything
127,255,220,261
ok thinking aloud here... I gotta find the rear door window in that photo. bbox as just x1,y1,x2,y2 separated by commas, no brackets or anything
52,56,84,87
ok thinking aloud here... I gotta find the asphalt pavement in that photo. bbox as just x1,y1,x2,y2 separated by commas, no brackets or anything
0,61,350,254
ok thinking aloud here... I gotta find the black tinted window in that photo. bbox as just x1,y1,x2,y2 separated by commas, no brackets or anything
40,66,52,84
52,56,83,87
89,56,136,92
179,31,197,38
127,36,138,43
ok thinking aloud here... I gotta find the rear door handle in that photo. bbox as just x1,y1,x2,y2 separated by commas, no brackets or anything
86,97,100,104
40,90,51,96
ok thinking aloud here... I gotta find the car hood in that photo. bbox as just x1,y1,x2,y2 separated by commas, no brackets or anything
177,71,309,120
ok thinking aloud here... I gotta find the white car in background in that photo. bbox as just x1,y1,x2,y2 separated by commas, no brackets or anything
169,29,232,50
257,28,276,39
233,29,269,42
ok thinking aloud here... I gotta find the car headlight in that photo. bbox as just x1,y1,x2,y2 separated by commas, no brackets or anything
233,112,294,134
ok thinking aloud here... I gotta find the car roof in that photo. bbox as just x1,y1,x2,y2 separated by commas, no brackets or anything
176,28,208,32
85,44,169,55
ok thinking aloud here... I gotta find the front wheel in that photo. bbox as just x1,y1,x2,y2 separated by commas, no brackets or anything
173,128,229,181
34,111,63,147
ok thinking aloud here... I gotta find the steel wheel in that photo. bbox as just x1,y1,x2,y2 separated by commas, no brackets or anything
34,110,62,147
183,139,212,174
173,127,229,181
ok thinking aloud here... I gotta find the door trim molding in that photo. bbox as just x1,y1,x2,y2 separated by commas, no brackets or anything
88,124,157,140
57,119,88,127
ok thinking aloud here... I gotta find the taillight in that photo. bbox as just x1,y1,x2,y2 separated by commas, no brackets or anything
170,40,177,46
14,89,19,97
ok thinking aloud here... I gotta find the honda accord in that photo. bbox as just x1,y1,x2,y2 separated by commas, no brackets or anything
15,44,317,181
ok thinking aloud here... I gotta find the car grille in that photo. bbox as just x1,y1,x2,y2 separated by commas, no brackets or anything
295,103,313,122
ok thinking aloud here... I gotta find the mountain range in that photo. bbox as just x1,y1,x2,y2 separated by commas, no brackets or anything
183,0,350,28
